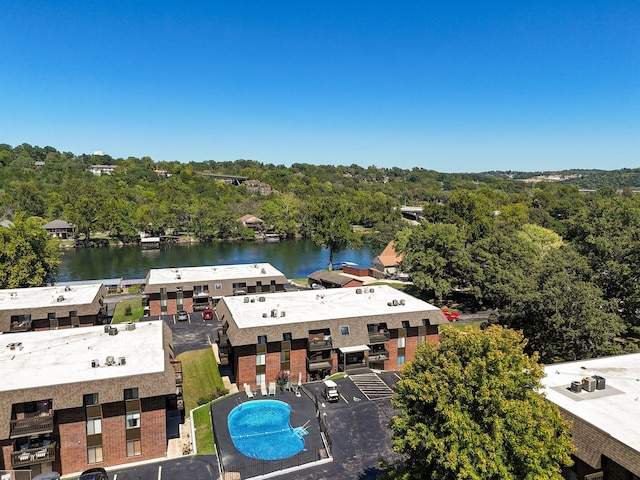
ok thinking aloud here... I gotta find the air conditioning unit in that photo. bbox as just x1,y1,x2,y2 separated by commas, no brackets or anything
244,297,250,303
259,297,265,302
399,299,405,305
593,375,606,390
271,309,278,318
57,295,65,302
356,288,362,294
392,299,399,306
584,473,604,480
106,356,115,366
126,323,136,331
262,313,268,318
281,311,286,317
118,356,126,365
91,359,100,368
369,288,374,293
582,377,596,392
570,381,582,393
108,327,118,336
104,325,111,333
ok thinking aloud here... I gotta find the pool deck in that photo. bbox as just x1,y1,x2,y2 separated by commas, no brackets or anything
211,370,403,480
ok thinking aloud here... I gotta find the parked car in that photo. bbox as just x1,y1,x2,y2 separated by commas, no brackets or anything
202,308,214,320
79,468,108,480
32,473,61,480
441,308,460,322
176,310,189,321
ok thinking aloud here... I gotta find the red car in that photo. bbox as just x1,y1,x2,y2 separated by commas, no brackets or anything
202,308,214,320
441,308,460,322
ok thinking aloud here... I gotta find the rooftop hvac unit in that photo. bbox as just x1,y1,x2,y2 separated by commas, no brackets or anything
126,322,136,331
582,377,596,392
593,375,606,390
91,359,100,368
262,313,268,318
175,274,181,279
57,295,65,302
250,297,255,302
64,285,71,291
108,327,118,336
399,299,405,305
244,297,250,303
392,299,399,306
104,325,111,333
369,288,374,293
118,356,126,365
261,268,266,274
271,309,278,318
570,381,582,393
259,297,265,302
106,356,115,366
281,311,286,317
356,288,362,294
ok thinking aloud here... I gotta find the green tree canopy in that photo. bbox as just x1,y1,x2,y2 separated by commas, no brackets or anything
383,326,573,480
0,214,61,287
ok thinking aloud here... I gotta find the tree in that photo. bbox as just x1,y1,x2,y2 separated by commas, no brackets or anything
383,326,573,480
306,197,361,270
0,214,61,287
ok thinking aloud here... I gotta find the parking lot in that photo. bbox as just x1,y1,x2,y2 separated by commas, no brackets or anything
143,311,221,356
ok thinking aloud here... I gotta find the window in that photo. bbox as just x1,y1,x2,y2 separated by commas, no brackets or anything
281,350,290,362
256,373,266,386
48,312,56,321
402,320,410,329
398,337,406,348
88,446,103,464
126,411,141,429
257,335,267,344
127,439,142,457
340,326,350,336
283,332,292,341
397,355,405,366
215,283,222,290
83,393,99,406
256,353,266,366
69,310,77,318
86,417,102,435
124,388,139,400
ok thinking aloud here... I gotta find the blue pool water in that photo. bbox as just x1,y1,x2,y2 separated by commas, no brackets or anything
228,400,308,460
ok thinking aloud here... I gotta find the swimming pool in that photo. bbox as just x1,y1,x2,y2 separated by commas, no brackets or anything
227,399,308,460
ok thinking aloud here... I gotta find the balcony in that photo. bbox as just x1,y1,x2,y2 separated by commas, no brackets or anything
368,329,390,344
193,290,209,298
171,360,183,386
307,356,333,371
11,441,57,467
10,413,54,439
308,335,332,352
368,349,389,362
218,332,230,349
10,319,32,333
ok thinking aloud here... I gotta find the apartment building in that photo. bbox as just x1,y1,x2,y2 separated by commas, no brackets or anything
542,354,640,480
217,285,448,387
0,321,180,476
0,284,108,333
144,263,288,315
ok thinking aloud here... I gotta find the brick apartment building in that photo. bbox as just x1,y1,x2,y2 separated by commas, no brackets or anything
0,321,180,477
144,263,289,316
542,354,640,480
217,285,448,387
0,284,108,333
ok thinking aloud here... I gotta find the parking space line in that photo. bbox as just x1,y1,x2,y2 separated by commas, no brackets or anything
158,465,162,480
340,393,349,403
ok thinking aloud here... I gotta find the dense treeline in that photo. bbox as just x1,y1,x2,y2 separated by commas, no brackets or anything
2,142,640,362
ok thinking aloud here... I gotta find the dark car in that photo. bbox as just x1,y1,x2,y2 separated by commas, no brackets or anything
79,468,108,480
176,310,189,321
202,308,214,320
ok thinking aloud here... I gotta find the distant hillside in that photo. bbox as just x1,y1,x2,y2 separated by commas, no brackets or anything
480,168,640,190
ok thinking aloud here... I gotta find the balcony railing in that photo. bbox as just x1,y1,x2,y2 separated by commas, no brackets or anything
368,329,391,344
368,349,389,362
308,336,332,351
306,356,333,371
193,290,209,298
11,442,57,467
10,413,54,439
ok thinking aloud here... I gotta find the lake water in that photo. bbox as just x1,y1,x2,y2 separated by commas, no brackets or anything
57,239,375,282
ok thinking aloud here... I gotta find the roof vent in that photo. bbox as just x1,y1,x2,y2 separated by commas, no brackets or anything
57,295,65,302
64,285,71,291
7,342,23,351
10,292,17,299
91,359,100,368
250,297,255,302
175,274,181,279
262,313,268,318
399,299,405,305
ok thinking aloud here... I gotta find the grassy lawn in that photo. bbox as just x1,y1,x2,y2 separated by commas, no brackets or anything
111,297,144,323
178,348,226,412
192,403,215,454
443,322,483,331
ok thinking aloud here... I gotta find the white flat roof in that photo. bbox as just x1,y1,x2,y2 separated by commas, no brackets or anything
0,321,166,392
146,263,286,285
224,285,440,329
0,284,103,311
542,353,640,454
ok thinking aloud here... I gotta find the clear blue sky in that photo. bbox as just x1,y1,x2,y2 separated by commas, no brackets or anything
1,1,638,172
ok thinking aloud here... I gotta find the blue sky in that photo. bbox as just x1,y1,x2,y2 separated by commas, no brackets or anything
1,1,638,172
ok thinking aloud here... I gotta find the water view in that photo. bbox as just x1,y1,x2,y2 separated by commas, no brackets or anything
57,239,375,282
